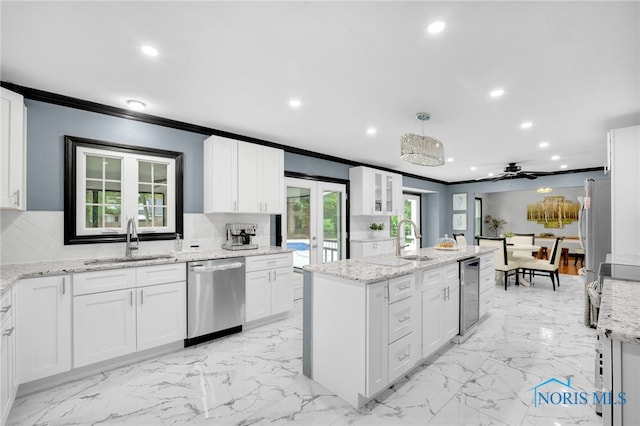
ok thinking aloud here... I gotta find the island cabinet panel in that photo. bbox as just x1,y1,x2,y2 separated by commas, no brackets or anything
311,272,419,408
420,263,460,359
478,253,495,318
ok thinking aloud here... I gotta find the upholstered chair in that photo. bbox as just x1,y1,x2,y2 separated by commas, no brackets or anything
518,237,564,291
476,236,520,291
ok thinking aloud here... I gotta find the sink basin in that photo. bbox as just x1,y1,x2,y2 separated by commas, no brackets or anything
84,254,175,265
400,255,433,262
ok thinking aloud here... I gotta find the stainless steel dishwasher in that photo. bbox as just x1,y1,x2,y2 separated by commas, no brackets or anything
185,258,245,346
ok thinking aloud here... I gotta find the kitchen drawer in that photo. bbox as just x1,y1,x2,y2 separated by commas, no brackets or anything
388,297,414,343
443,264,459,282
136,263,186,287
74,269,135,295
479,274,494,292
388,274,415,303
388,332,416,382
480,256,494,272
246,253,292,272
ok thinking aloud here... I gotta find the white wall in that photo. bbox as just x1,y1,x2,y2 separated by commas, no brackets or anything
479,186,584,237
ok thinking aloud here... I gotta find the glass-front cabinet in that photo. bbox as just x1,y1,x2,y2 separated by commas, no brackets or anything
350,166,402,216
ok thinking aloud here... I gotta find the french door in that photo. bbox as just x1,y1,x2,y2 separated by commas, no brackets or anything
284,177,347,269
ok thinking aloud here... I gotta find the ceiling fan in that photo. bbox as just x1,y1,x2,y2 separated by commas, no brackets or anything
477,162,552,182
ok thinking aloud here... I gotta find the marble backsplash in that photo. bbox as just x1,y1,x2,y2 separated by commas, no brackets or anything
0,211,272,265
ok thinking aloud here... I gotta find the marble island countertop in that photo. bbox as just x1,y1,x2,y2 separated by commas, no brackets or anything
0,246,291,295
304,246,496,284
597,278,640,344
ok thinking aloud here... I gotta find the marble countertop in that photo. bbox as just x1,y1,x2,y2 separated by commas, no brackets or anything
597,278,640,344
303,246,495,284
349,237,397,242
0,246,291,295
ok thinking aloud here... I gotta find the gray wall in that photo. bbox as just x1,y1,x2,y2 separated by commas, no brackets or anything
26,100,207,212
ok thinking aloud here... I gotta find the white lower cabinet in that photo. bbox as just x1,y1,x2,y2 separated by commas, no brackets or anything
1,288,17,426
421,264,460,359
73,264,186,369
245,253,293,322
137,282,186,351
17,275,72,383
73,289,136,367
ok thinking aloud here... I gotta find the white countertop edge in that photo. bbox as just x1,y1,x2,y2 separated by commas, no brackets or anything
0,246,292,294
597,278,640,345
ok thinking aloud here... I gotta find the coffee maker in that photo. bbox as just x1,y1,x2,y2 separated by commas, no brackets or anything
222,223,258,250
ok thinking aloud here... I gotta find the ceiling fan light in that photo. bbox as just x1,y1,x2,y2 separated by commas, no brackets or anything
537,187,552,193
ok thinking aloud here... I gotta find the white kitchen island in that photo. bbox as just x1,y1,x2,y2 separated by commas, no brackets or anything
302,246,496,408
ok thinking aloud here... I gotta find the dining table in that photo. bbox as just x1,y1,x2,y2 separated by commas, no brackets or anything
507,244,541,286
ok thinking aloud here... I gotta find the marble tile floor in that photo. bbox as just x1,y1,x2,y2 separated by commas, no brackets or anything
8,274,602,426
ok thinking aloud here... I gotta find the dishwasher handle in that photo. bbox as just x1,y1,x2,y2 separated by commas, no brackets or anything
190,262,244,273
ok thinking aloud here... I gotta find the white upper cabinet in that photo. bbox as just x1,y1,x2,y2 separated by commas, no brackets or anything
349,167,402,216
1,87,27,210
204,135,284,214
609,125,640,259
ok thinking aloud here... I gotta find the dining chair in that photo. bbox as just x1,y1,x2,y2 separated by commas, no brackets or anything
452,233,467,247
476,236,520,291
519,237,564,291
509,233,536,260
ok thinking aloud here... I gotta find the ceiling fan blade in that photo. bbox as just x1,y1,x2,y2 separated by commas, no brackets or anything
521,172,538,180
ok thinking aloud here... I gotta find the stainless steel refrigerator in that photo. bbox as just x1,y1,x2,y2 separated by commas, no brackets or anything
578,178,612,284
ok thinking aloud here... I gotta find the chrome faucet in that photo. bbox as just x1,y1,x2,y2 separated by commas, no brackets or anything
395,219,422,257
125,218,139,257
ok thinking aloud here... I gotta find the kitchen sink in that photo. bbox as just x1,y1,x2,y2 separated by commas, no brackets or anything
400,255,433,262
84,254,175,265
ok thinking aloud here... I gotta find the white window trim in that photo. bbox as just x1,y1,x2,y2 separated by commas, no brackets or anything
75,146,176,236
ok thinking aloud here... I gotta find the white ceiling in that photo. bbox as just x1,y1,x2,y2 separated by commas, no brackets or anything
2,1,638,183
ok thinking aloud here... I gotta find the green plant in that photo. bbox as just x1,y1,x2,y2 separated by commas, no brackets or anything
484,215,507,236
369,222,385,231
503,231,514,238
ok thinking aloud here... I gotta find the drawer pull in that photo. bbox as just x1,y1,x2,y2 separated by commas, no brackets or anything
3,327,15,337
397,352,410,362
0,305,11,314
398,314,410,323
397,284,411,290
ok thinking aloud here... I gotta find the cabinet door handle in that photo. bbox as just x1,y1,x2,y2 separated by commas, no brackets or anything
2,327,15,337
398,314,410,323
140,289,144,305
233,201,237,211
62,277,66,295
384,285,389,300
397,352,410,362
0,305,11,314
447,286,450,300
14,190,20,207
264,202,267,212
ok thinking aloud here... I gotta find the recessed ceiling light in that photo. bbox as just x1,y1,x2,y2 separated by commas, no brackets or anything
560,164,568,169
288,99,302,109
126,100,146,111
521,121,533,129
447,157,454,162
488,172,494,177
539,141,549,148
490,88,504,98
551,155,560,161
470,166,477,171
366,127,377,135
141,45,158,57
427,20,446,34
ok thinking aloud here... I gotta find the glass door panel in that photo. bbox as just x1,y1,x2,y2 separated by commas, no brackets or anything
285,186,311,269
385,175,394,213
322,189,342,263
374,172,383,213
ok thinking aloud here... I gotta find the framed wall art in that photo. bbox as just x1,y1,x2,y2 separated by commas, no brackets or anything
452,193,467,211
453,213,467,231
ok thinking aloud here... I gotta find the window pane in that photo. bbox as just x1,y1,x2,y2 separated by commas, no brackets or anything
154,185,167,201
138,161,152,183
85,205,102,228
104,205,121,228
105,182,121,204
153,207,167,227
153,163,167,184
138,183,152,197
104,158,121,181
86,155,103,179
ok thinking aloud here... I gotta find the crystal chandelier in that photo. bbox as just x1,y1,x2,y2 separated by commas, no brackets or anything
400,113,444,166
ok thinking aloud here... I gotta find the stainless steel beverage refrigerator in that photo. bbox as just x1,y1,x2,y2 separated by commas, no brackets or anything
578,178,612,284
